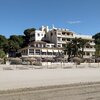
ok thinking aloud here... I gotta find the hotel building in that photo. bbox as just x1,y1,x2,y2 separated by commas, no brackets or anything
20,26,95,58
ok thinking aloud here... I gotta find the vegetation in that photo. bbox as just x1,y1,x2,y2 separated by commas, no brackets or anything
23,28,36,47
0,49,6,58
0,28,36,58
93,32,100,57
8,35,24,52
64,38,88,62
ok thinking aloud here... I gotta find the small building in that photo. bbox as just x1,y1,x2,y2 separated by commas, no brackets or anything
20,41,63,58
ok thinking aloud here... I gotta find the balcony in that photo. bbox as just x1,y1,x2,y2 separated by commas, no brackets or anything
57,35,74,38
80,48,96,52
57,40,66,44
89,42,95,45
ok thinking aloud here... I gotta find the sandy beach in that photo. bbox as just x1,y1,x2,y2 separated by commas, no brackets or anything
0,68,100,90
0,68,100,100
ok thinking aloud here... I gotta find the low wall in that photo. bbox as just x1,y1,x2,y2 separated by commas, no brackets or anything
0,63,100,70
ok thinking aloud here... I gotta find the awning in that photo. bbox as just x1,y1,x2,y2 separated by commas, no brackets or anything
48,49,53,52
59,50,62,52
53,50,58,52
42,49,47,52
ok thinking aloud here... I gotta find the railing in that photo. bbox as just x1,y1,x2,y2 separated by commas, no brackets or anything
57,34,74,38
89,42,95,45
83,48,96,52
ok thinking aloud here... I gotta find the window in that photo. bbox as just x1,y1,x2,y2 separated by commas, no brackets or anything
62,32,65,35
62,44,66,47
46,45,50,47
47,52,52,55
51,45,54,48
51,33,53,36
37,33,40,36
58,45,61,47
36,44,38,47
35,49,40,55
57,33,61,35
43,44,46,48
67,32,70,35
44,34,46,38
41,34,43,36
86,46,89,48
30,45,34,47
86,52,90,56
67,38,70,41
57,37,61,41
62,38,66,41
41,52,46,55
29,49,34,55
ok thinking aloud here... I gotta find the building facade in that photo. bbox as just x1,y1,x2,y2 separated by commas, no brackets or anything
20,26,95,58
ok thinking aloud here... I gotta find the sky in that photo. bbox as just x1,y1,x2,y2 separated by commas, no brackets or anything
0,0,100,38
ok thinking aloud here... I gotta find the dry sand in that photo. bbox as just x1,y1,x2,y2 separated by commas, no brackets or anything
0,68,100,90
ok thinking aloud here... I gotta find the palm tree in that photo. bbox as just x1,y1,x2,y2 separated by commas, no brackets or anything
78,38,88,58
64,42,73,62
64,38,87,62
71,38,80,57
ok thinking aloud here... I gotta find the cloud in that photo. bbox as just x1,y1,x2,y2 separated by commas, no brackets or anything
67,21,81,24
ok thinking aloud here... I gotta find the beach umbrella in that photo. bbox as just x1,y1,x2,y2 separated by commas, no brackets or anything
83,58,94,63
0,58,3,64
9,57,22,64
21,57,37,65
22,57,36,61
35,57,41,62
44,57,54,62
73,57,83,63
95,57,100,62
0,58,3,61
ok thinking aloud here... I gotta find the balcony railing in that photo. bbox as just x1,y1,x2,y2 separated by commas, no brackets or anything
57,34,74,38
89,42,95,45
80,48,96,52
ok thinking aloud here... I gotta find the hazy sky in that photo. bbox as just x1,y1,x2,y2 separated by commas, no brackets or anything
0,0,100,37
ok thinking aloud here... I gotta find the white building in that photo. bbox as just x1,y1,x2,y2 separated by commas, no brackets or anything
20,41,63,58
46,26,95,58
20,25,95,58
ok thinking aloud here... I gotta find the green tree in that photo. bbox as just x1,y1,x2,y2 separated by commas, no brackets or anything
0,35,8,54
9,35,24,48
8,35,24,57
23,28,36,47
0,49,6,58
93,32,100,56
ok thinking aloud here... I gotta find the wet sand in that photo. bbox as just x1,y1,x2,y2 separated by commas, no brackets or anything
0,82,100,100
